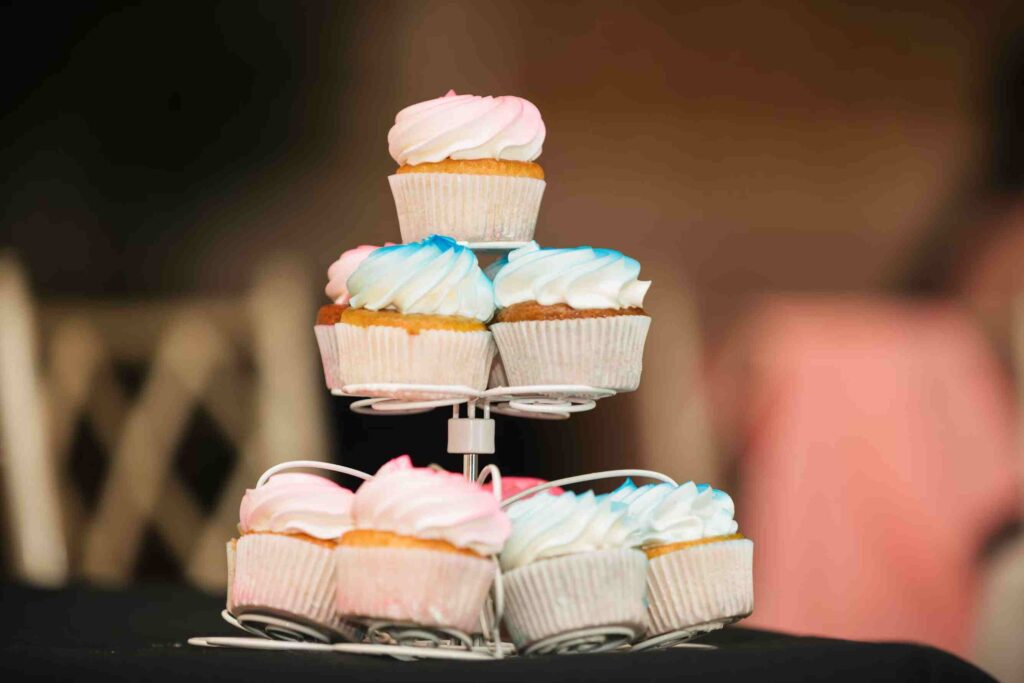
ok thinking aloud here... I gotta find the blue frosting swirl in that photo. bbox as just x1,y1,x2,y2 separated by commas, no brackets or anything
604,479,738,547
347,235,496,322
500,490,643,571
488,241,650,310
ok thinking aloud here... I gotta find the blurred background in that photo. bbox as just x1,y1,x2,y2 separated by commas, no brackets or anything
2,0,1023,678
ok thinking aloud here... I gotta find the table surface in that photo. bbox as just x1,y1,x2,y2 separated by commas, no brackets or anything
1,582,992,682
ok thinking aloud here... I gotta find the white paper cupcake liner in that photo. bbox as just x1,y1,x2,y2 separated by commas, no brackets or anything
488,354,509,388
491,316,651,391
314,324,343,391
226,540,237,612
645,538,754,637
334,322,495,395
335,546,496,633
231,534,356,639
389,173,545,244
501,549,648,650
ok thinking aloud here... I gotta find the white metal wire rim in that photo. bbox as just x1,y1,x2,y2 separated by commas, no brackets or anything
350,397,408,415
256,460,373,488
482,385,616,401
342,383,485,400
190,637,497,660
506,398,596,414
522,626,636,656
190,636,333,651
332,643,496,660
501,469,678,508
488,403,569,420
473,464,506,656
235,613,332,643
370,397,466,413
476,464,503,502
221,609,266,639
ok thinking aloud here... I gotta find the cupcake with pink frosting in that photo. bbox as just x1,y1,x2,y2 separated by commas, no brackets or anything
228,473,357,640
315,244,393,391
335,456,510,633
387,90,546,244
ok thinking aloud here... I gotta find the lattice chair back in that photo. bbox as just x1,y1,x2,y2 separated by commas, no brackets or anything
0,253,328,590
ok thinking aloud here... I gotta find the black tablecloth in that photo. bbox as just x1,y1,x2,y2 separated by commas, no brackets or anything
1,583,991,682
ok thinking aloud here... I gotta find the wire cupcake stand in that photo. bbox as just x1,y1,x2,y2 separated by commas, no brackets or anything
190,241,738,659
191,464,726,659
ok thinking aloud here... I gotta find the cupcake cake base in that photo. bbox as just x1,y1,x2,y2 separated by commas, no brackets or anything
389,173,545,244
501,549,648,652
491,316,650,392
645,537,754,638
335,545,496,634
334,323,495,395
230,534,360,643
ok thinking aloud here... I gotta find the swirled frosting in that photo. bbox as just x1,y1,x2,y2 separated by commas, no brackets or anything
239,473,355,540
500,491,643,571
490,241,651,310
352,456,511,555
605,480,738,547
325,244,395,305
388,90,545,166
347,235,496,321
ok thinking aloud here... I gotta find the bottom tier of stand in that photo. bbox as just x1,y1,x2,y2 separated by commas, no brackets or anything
191,609,725,660
196,463,748,661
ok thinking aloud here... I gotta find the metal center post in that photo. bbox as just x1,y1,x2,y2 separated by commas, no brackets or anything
448,400,494,481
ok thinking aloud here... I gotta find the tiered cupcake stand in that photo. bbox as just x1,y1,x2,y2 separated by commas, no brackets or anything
191,241,723,659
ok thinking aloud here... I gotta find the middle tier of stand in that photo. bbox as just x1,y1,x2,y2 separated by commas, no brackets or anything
333,384,617,420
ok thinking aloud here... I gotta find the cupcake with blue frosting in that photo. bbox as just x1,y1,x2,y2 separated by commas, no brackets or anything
608,480,753,638
488,242,651,391
334,235,497,395
499,490,648,652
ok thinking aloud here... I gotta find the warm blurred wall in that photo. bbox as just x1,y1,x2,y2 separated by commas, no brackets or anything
3,0,1021,481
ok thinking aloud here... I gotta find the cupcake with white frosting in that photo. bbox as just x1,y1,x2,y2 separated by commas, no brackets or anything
228,473,356,640
387,90,546,244
335,456,510,633
489,241,651,391
334,235,497,396
315,244,392,391
607,480,753,638
499,490,648,651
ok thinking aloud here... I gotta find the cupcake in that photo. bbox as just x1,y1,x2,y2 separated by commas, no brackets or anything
334,456,510,633
387,90,546,244
607,480,753,638
334,235,497,396
489,241,652,391
499,490,648,652
315,244,392,391
229,472,357,640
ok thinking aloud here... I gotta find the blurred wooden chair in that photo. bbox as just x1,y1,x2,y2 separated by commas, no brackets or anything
0,252,328,590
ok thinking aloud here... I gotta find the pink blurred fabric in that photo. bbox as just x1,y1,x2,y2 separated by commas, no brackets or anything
711,297,1020,657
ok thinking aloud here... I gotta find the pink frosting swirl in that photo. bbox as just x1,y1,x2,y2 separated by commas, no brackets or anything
388,90,545,166
353,456,511,555
325,244,394,304
239,473,354,540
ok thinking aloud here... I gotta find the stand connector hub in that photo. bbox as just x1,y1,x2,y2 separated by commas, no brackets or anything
447,418,495,455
